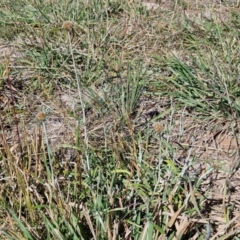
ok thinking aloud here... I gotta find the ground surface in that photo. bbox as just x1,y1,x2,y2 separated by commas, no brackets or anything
1,0,240,239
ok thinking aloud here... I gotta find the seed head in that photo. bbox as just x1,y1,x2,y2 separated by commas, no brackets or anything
62,21,74,31
153,122,163,133
36,112,46,122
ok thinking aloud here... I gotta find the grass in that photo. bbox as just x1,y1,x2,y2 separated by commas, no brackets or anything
1,0,240,239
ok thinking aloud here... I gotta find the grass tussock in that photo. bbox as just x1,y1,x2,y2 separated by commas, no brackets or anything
1,0,240,239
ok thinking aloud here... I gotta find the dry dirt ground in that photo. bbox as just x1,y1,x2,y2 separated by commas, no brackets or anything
1,0,240,238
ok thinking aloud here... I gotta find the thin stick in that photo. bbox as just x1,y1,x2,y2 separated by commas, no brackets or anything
67,31,90,171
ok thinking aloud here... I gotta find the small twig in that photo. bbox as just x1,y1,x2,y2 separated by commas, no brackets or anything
7,77,23,164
